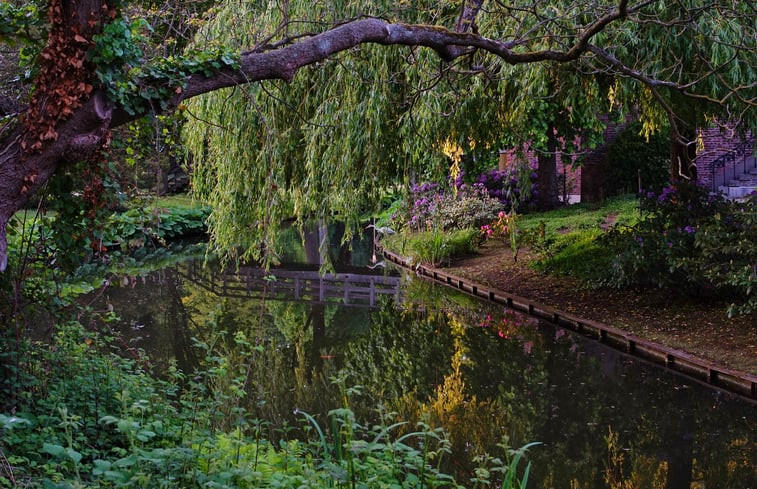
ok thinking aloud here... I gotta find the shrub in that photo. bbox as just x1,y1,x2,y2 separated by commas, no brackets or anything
475,167,537,211
602,183,756,316
102,205,210,249
435,184,505,231
480,211,520,259
403,182,503,232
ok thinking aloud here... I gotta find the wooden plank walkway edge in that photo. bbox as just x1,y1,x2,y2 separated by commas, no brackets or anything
383,250,757,402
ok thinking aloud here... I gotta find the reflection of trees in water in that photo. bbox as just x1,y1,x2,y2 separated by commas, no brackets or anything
110,262,756,488
342,292,756,488
103,267,198,374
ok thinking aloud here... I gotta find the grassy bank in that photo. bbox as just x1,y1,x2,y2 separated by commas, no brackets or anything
424,194,757,375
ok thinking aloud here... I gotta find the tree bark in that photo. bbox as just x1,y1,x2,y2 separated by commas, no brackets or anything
669,132,698,182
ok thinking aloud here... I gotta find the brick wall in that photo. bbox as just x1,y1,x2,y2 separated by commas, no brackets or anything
580,117,629,203
695,126,754,191
499,119,754,203
499,139,583,202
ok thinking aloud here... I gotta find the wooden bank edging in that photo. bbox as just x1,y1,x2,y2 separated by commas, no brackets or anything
383,250,757,402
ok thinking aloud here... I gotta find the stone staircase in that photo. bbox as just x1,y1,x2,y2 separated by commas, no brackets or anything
717,154,757,199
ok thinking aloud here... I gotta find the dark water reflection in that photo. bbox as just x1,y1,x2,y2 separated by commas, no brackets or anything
99,253,756,489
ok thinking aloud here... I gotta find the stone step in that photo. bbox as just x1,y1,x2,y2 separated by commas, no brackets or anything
727,179,757,187
719,184,757,199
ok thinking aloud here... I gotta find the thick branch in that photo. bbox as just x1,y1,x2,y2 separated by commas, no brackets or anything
1,1,637,271
114,8,632,126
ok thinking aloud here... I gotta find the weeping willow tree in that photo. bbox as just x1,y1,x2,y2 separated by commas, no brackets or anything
182,1,500,264
1,0,754,271
182,0,615,262
583,1,757,180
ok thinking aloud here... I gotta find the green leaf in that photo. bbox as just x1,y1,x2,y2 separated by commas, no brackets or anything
92,459,112,476
42,443,66,457
65,447,82,465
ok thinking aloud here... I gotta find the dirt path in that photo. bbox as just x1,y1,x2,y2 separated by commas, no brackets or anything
444,242,757,375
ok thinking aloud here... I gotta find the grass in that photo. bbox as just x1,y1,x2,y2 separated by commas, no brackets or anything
384,228,480,267
519,194,639,235
517,195,640,279
135,193,207,210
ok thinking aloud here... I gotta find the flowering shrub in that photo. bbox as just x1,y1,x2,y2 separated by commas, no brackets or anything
480,210,520,258
405,182,443,230
475,167,537,211
603,183,756,316
403,181,503,231
436,184,504,230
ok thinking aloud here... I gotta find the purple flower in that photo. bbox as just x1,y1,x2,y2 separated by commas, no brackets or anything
683,225,695,234
658,186,674,202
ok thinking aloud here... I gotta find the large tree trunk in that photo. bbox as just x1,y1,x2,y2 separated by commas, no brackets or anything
0,93,113,272
0,0,114,272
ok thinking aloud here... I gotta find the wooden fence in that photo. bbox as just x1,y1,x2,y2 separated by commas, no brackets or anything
181,262,400,308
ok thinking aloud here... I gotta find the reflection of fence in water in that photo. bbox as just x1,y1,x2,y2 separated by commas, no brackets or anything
182,262,400,308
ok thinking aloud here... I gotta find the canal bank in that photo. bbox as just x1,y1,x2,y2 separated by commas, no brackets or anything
384,248,757,402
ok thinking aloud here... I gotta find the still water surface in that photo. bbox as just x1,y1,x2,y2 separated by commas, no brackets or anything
100,238,756,488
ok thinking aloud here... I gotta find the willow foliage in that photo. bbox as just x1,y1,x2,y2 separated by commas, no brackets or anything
183,0,755,265
183,0,517,265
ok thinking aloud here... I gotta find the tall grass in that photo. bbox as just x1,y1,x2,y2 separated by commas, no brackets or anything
384,228,480,267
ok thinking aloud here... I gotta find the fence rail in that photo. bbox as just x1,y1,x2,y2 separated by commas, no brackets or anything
180,262,401,308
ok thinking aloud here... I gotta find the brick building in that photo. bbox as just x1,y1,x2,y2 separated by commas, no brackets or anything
694,126,755,198
498,120,755,204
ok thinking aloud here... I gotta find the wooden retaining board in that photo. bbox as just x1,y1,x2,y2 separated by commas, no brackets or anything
384,250,757,402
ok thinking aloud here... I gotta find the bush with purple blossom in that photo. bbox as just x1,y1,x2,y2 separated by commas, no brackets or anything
603,182,756,316
475,167,537,211
400,180,503,232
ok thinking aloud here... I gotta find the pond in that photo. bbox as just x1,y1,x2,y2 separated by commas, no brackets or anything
96,230,756,489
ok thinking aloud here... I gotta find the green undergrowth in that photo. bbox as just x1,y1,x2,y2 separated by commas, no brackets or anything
518,195,639,235
517,195,639,280
5,197,211,314
0,322,535,488
529,230,613,280
8,197,210,272
383,228,480,267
